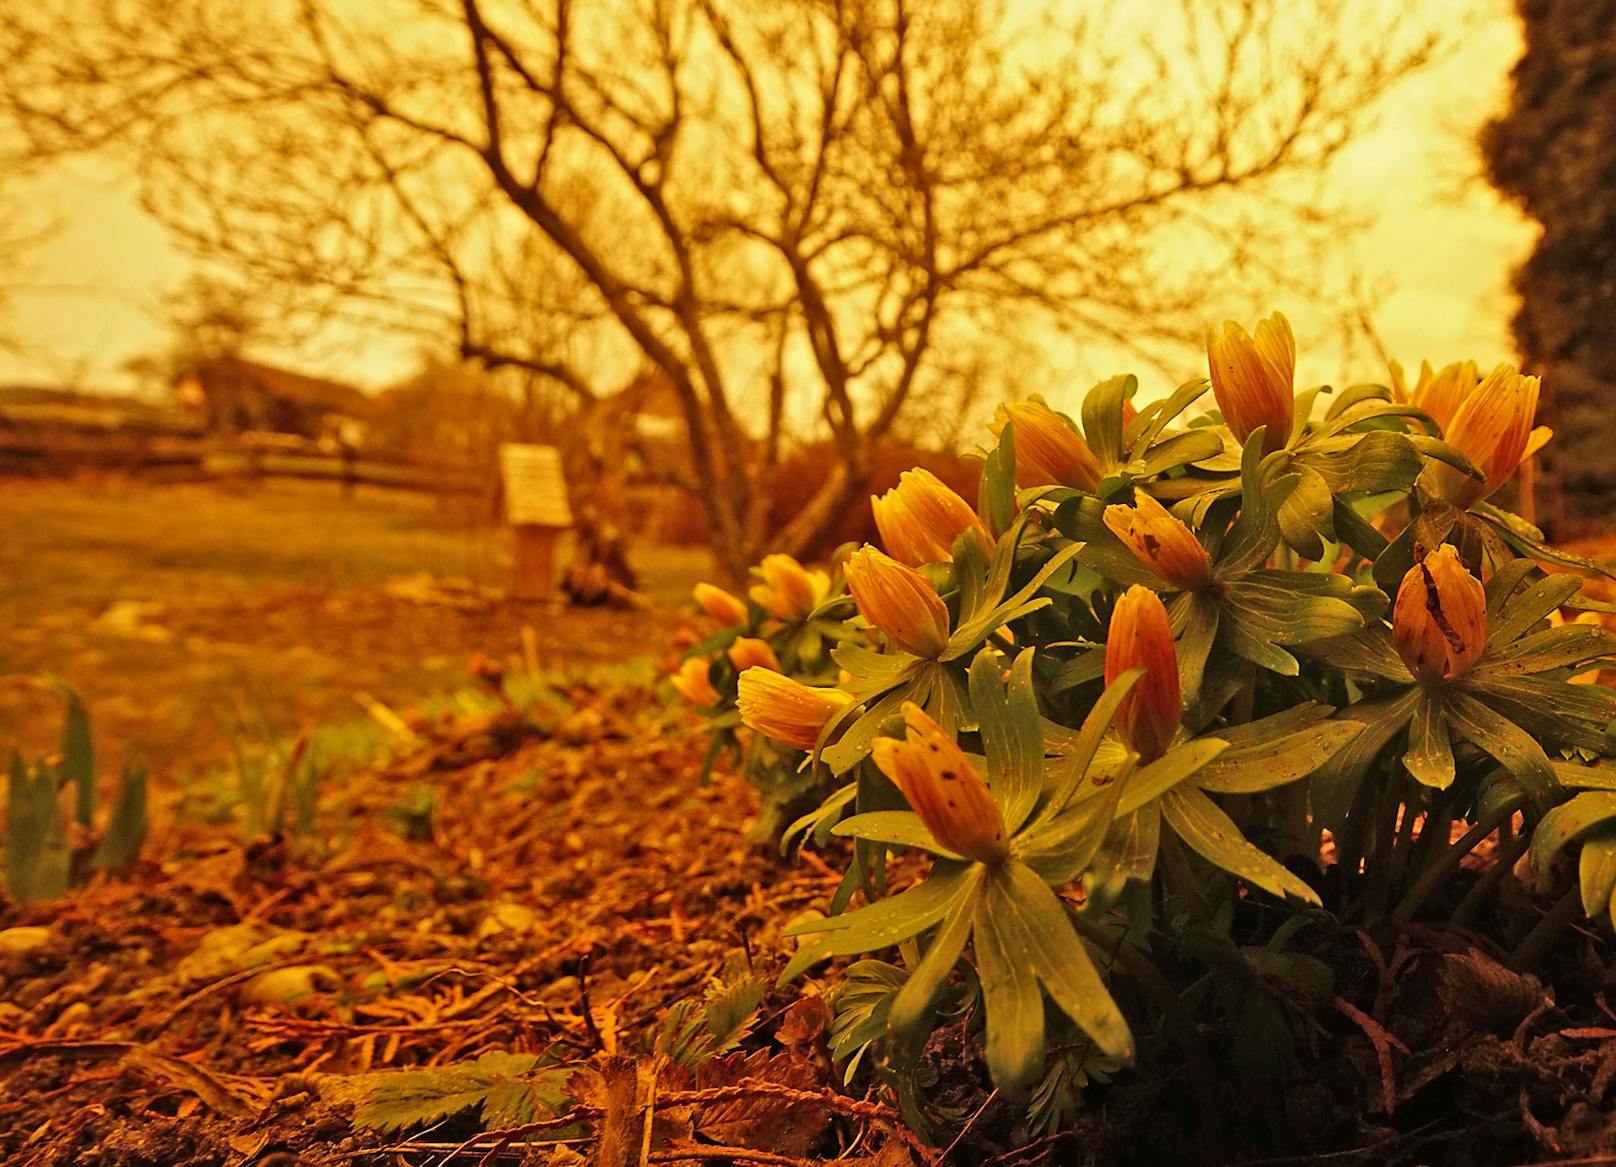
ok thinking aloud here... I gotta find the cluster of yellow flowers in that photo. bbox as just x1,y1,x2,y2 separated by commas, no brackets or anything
673,310,1549,867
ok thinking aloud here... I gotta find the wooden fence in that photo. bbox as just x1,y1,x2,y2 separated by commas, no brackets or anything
0,427,485,497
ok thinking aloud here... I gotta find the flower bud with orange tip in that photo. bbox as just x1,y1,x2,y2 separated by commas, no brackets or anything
1104,585,1182,762
872,701,1009,863
1207,312,1295,453
1391,545,1486,684
991,399,1103,491
871,468,992,566
736,669,853,751
748,554,830,622
1409,359,1480,433
693,582,749,626
726,637,781,673
1102,492,1213,590
670,657,720,707
843,546,952,659
1422,363,1549,508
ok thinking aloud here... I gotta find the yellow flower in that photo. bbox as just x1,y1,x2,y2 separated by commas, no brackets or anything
726,637,781,673
872,701,1009,863
1392,545,1486,684
1104,585,1182,762
1207,312,1295,453
1401,359,1481,433
693,582,749,626
991,400,1103,491
736,669,853,751
670,657,720,707
871,468,992,566
747,554,830,622
1422,363,1550,508
1102,492,1213,590
843,546,952,659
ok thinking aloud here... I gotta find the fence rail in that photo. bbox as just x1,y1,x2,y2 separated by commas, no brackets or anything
0,427,485,496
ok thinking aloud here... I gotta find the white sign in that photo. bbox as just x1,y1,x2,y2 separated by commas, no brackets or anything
499,444,573,528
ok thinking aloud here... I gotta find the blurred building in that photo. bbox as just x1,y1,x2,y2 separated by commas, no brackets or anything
175,356,374,444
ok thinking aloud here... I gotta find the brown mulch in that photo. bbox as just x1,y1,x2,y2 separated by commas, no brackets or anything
0,679,895,1166
8,671,1616,1164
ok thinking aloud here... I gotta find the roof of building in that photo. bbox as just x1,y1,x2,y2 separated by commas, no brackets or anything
185,356,375,418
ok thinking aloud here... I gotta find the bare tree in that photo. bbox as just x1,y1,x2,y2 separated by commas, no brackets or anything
3,0,1434,578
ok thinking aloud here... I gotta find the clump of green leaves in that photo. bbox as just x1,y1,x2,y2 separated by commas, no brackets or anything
5,679,147,904
339,1050,578,1135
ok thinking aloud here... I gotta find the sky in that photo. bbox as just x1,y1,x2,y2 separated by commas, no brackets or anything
0,0,1536,403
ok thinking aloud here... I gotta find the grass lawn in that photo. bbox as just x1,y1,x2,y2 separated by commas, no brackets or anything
0,478,710,778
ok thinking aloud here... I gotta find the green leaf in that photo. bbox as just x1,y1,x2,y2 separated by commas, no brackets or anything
1532,792,1616,877
979,424,1018,536
346,1052,573,1135
973,869,1048,1094
1116,738,1229,816
780,863,977,982
93,763,148,872
969,648,1043,831
1552,761,1616,791
833,811,962,859
1309,691,1421,830
1489,575,1583,646
1298,429,1423,495
887,878,980,1046
6,755,69,905
1403,691,1455,789
1017,775,1125,884
1082,804,1162,903
1174,592,1220,703
1082,374,1136,468
1444,690,1556,802
1219,572,1377,675
1043,669,1143,810
989,861,1133,1061
1219,435,1286,576
1580,833,1616,919
1302,627,1414,683
1475,502,1616,580
53,683,95,829
1474,624,1616,678
946,543,1086,659
820,690,907,776
1160,786,1321,905
782,782,858,854
1332,497,1390,562
1196,712,1361,794
1463,674,1616,750
1276,465,1334,560
1133,430,1224,479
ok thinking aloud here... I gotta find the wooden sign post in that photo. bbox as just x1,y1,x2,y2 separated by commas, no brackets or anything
499,444,573,600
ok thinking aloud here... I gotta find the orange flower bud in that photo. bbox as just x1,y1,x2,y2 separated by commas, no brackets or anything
736,669,853,751
1422,363,1548,508
872,701,1009,863
991,400,1103,491
843,546,952,659
1392,545,1486,683
1102,492,1212,590
1207,312,1295,453
871,468,992,566
670,657,720,707
693,582,749,626
1409,359,1480,433
1104,585,1182,762
726,637,781,673
747,554,830,622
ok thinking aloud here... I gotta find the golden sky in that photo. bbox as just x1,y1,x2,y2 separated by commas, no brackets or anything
0,0,1535,405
